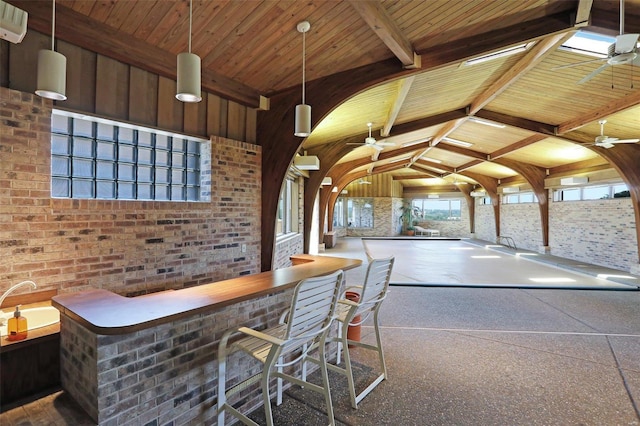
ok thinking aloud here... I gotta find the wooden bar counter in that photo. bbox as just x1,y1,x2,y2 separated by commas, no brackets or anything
51,254,361,425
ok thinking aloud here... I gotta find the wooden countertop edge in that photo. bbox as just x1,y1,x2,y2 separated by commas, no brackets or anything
52,255,362,335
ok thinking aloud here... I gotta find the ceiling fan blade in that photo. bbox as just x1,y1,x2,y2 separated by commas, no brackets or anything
615,33,640,54
552,58,606,70
611,138,640,144
378,142,396,146
370,144,384,151
347,142,365,146
578,62,611,84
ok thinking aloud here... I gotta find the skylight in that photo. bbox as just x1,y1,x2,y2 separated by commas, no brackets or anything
560,30,616,58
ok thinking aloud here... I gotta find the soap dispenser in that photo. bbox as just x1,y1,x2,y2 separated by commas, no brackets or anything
7,305,27,341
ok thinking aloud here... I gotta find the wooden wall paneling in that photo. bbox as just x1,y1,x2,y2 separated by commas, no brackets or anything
183,92,207,137
0,40,8,87
57,40,96,113
157,76,184,132
206,93,221,137
129,67,158,127
8,30,49,94
95,55,129,120
245,108,257,144
227,101,246,141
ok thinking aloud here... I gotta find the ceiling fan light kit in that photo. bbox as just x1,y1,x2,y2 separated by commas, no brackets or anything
294,21,311,137
36,0,67,101
176,0,202,103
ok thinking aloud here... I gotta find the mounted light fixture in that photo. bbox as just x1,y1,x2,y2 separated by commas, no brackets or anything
560,176,588,186
294,151,320,170
442,136,473,147
35,0,66,101
176,0,201,103
294,21,311,137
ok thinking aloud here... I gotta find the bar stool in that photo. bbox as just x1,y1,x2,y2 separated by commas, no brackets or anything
329,256,394,409
217,270,344,426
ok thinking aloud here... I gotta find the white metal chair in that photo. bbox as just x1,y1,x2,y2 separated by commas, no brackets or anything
217,270,344,426
328,256,394,409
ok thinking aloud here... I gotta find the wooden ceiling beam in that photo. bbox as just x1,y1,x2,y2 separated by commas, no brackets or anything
348,0,420,69
381,76,415,137
575,0,594,28
489,134,547,160
393,174,439,180
468,33,571,115
436,143,487,161
555,90,640,134
9,0,264,108
474,110,556,135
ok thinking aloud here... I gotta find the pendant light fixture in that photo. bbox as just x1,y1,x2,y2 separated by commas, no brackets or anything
176,0,202,103
35,0,67,101
294,21,311,137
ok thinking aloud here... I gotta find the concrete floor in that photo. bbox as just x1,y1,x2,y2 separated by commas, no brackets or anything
3,237,640,425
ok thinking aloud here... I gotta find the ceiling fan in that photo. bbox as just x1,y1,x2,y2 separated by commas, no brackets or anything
357,178,372,185
559,0,640,84
347,123,395,151
592,120,639,148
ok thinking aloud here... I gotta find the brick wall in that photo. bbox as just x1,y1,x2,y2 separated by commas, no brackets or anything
499,202,543,251
475,202,497,242
346,197,394,237
1,88,261,296
59,290,293,425
549,198,638,271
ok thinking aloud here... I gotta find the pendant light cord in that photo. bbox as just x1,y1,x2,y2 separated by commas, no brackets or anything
51,0,56,51
302,28,306,105
188,0,193,53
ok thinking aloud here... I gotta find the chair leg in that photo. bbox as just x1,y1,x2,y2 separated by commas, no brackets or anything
340,320,359,409
336,324,343,365
373,307,387,380
276,355,283,406
318,337,336,426
217,331,232,426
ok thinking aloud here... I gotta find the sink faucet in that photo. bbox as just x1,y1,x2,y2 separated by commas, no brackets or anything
0,281,37,324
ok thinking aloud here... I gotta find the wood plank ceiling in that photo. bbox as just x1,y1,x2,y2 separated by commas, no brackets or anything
11,0,640,194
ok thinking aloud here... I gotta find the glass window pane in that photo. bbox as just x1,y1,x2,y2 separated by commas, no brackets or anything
118,127,134,144
96,161,115,179
520,192,534,203
73,137,93,157
155,185,170,200
171,186,184,200
118,164,135,181
156,134,169,149
172,152,184,167
583,185,610,200
156,150,169,166
72,158,94,178
138,148,152,164
138,130,153,146
51,178,69,197
186,187,198,201
97,123,115,141
51,156,70,176
187,140,199,154
96,181,115,199
172,138,185,151
51,115,69,134
97,141,115,160
72,179,94,198
156,168,169,183
119,145,134,162
172,169,185,184
186,154,198,169
137,184,152,200
118,182,135,199
73,119,93,137
138,166,152,182
186,170,198,185
51,135,70,155
561,188,580,201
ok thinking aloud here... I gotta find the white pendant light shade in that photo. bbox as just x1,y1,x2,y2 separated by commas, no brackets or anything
294,103,311,137
176,52,202,102
294,20,311,137
36,49,67,100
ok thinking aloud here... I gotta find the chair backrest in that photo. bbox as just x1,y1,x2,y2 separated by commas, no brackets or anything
285,269,344,342
357,256,394,314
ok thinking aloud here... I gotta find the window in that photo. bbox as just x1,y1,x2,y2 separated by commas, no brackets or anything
502,192,537,204
333,197,345,227
560,30,615,58
347,198,373,228
554,183,628,201
277,177,299,236
51,110,210,201
412,198,461,221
